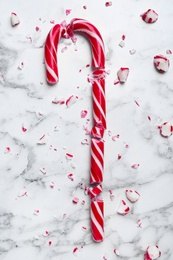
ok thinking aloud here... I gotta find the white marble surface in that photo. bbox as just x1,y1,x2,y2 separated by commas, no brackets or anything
1,0,173,259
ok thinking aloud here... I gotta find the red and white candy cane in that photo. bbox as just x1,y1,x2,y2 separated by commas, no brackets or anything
45,18,106,242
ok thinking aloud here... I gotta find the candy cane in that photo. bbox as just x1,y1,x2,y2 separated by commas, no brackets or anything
45,18,106,242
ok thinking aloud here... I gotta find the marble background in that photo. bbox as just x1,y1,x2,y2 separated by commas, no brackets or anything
0,0,173,259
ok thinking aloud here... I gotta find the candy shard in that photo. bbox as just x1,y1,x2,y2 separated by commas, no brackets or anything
11,12,20,26
160,122,173,137
125,189,140,203
117,200,130,215
37,134,49,144
117,67,129,83
154,55,170,73
144,245,161,260
66,95,78,107
141,9,158,23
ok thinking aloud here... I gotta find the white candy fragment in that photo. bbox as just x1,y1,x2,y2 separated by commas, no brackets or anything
160,122,173,137
52,97,65,105
154,55,170,73
119,40,125,48
125,189,140,203
11,12,20,27
18,62,25,70
144,245,161,260
129,49,136,55
66,95,78,107
117,200,130,215
117,67,129,83
40,167,46,174
141,9,158,23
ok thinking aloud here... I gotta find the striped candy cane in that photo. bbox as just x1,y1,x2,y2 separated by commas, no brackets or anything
44,19,106,242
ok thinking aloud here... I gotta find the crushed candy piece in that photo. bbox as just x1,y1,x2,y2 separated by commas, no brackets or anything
11,12,20,26
144,245,161,260
137,219,142,228
72,197,79,204
81,109,88,118
68,173,74,181
105,1,112,6
118,154,122,160
160,122,173,137
81,139,89,145
141,9,158,23
4,146,11,153
125,189,140,203
66,9,72,15
33,209,40,215
112,134,120,141
154,55,170,73
109,189,115,201
22,124,27,132
135,100,140,106
66,153,73,160
50,182,55,189
61,46,68,53
114,249,120,256
129,49,136,55
43,231,49,237
131,163,140,169
52,97,65,104
40,167,46,174
18,189,27,197
119,40,125,48
117,67,129,83
18,62,25,70
37,134,49,145
117,200,130,215
66,95,78,107
166,49,172,54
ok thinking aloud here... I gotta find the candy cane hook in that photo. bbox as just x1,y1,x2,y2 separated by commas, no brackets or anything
45,18,106,242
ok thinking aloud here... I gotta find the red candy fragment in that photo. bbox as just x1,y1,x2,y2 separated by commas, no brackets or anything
81,110,88,118
117,67,129,83
66,9,72,15
154,55,170,73
72,197,79,204
117,200,130,215
131,163,140,169
105,1,112,6
144,245,161,260
141,9,158,23
160,122,173,137
11,12,20,26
